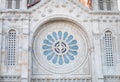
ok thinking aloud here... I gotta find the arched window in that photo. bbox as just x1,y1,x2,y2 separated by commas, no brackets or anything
106,0,112,10
104,31,114,66
7,29,16,66
98,0,104,10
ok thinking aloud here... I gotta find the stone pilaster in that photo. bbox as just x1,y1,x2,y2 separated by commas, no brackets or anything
1,19,7,73
0,0,1,10
0,19,2,74
93,34,104,82
21,34,29,82
92,18,104,82
21,19,29,82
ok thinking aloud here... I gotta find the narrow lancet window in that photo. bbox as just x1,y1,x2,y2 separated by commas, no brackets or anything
104,31,114,66
7,29,16,66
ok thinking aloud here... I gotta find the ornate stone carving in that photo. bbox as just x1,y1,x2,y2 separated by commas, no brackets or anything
42,31,78,65
32,20,89,74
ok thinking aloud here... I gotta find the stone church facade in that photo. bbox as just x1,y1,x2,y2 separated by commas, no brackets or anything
0,0,120,82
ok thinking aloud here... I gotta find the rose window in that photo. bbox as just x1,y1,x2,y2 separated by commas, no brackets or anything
42,31,79,65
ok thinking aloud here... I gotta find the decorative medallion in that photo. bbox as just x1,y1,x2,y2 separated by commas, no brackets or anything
42,31,78,65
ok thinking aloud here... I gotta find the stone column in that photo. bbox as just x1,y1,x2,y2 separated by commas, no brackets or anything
21,19,29,82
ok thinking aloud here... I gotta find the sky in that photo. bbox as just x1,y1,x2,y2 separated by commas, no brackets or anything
118,0,120,10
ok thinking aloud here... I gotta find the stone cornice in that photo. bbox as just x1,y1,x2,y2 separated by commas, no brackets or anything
90,11,120,15
0,10,31,20
0,10,31,14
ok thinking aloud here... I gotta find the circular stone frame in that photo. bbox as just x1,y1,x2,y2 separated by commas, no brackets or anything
32,20,89,74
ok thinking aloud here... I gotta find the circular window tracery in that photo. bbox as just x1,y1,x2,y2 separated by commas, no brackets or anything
33,20,88,73
42,31,78,65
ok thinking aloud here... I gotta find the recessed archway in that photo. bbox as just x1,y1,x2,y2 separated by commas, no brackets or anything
31,19,92,82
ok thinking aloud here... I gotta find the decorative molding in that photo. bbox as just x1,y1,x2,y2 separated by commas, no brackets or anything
42,31,78,65
104,76,120,81
31,78,91,82
0,75,21,81
90,12,120,15
32,20,89,74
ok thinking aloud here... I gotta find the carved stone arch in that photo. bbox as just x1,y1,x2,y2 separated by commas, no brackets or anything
8,29,16,34
103,28,115,35
31,17,92,82
31,15,92,45
104,29,112,34
6,27,19,35
31,16,93,61
100,28,117,39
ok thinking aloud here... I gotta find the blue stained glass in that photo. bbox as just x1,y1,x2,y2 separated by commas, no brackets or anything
47,35,54,42
63,32,68,40
44,39,52,45
67,53,74,60
59,56,63,65
68,50,78,56
52,55,58,64
42,45,51,49
64,55,69,64
66,35,73,42
43,50,52,55
69,46,78,50
68,40,77,45
42,31,78,65
47,53,54,60
58,31,62,39
52,32,58,40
